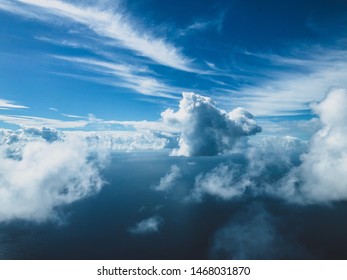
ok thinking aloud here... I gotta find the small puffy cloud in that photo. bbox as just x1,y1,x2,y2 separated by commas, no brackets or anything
162,92,261,156
129,216,163,235
0,128,108,222
153,164,181,191
192,164,251,201
278,88,347,203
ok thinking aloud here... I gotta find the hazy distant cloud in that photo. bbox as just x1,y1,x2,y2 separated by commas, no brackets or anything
0,124,181,223
162,92,261,156
210,203,309,259
258,117,321,140
153,164,181,191
0,131,108,222
0,99,28,110
69,130,172,152
129,216,163,235
1,0,193,72
189,135,307,202
0,114,88,129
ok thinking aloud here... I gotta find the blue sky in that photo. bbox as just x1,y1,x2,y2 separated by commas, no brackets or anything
1,0,347,136
3,1,347,261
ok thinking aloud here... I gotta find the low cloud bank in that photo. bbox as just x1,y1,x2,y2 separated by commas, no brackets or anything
0,128,108,222
162,92,261,156
188,88,347,205
189,136,307,201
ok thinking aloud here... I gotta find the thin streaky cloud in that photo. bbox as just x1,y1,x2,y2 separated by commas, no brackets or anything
0,99,28,110
215,47,347,116
52,55,182,99
34,36,88,49
0,114,88,129
3,0,194,72
179,11,225,36
61,113,89,119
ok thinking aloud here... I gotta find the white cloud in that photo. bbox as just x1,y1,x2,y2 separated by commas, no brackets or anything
153,164,181,191
278,88,347,203
2,0,193,71
231,48,347,116
189,135,307,202
0,114,88,129
0,99,28,110
162,92,261,156
53,56,181,98
0,129,108,222
129,216,163,235
192,164,251,201
189,88,347,205
0,125,179,223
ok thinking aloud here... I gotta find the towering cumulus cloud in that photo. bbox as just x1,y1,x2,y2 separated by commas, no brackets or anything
0,129,107,222
162,92,261,156
280,88,347,203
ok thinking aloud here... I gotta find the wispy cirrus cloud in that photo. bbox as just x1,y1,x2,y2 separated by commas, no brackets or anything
1,0,193,72
0,114,88,129
0,99,28,110
223,47,347,116
179,12,225,36
53,56,182,99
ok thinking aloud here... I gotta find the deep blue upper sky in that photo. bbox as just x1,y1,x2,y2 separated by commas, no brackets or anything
0,0,347,135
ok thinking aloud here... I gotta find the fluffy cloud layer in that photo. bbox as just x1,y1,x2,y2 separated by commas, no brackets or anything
162,92,261,156
189,136,307,201
67,131,172,152
0,128,107,222
278,88,347,203
188,88,347,205
1,88,346,225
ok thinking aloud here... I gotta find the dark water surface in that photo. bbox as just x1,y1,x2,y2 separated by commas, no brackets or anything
1,151,347,259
